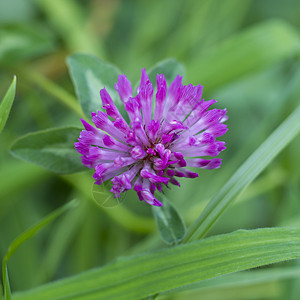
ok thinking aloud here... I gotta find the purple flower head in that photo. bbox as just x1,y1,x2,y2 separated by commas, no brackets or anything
75,70,228,206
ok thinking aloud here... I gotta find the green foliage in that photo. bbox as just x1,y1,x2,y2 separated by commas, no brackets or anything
1,1,300,299
2,200,78,300
35,0,105,57
10,127,84,174
0,24,55,65
13,228,300,300
166,266,300,295
145,59,185,87
67,54,122,118
0,76,16,133
188,20,300,90
184,104,300,242
152,195,186,245
133,58,185,98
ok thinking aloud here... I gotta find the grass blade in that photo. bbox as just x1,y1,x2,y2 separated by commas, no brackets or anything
0,76,16,133
2,200,78,300
183,104,300,242
164,267,300,295
12,227,300,300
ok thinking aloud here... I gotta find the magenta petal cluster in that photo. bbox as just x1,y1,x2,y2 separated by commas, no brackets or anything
75,69,228,206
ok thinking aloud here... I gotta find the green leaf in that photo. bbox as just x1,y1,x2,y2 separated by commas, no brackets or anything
10,126,84,174
2,199,78,300
184,104,300,242
67,54,122,118
133,58,185,107
0,76,16,133
147,58,185,87
188,20,300,90
13,227,300,300
134,58,185,93
164,267,300,295
152,195,186,245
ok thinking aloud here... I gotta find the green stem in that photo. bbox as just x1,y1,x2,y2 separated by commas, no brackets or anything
23,70,86,119
61,173,155,234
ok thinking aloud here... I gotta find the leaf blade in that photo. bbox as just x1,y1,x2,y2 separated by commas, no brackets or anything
67,54,122,118
2,200,78,300
147,58,185,86
10,126,84,174
184,104,300,242
13,227,300,300
163,267,300,295
134,58,185,93
152,195,186,245
0,76,16,133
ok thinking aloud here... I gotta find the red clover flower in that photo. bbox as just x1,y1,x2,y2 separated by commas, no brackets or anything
75,69,228,206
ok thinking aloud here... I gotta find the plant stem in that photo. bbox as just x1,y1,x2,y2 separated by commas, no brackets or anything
61,173,155,234
23,70,86,119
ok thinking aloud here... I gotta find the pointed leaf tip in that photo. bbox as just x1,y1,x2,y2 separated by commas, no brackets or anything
0,76,17,133
152,195,186,245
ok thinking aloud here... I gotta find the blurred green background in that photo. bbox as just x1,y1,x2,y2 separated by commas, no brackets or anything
1,0,300,299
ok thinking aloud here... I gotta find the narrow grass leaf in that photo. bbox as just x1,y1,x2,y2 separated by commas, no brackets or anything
13,227,300,300
184,104,300,242
67,54,122,118
35,200,84,284
152,195,186,245
0,76,16,133
10,126,84,174
164,267,300,295
2,200,78,300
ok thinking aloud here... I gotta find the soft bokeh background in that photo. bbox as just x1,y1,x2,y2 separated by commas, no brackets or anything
1,0,300,299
